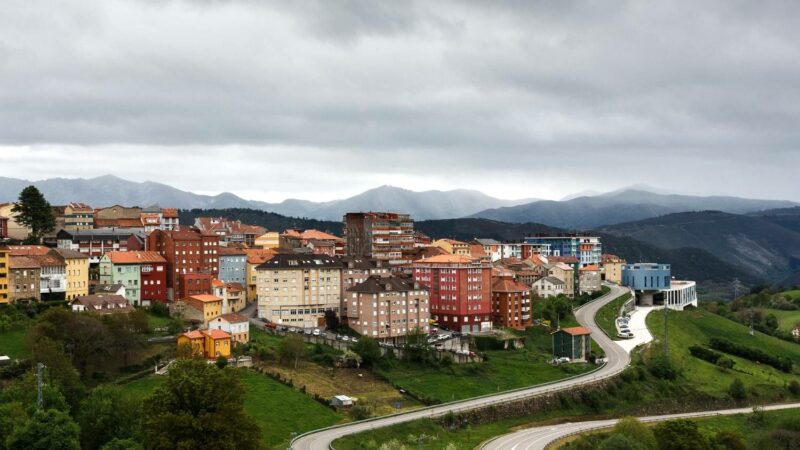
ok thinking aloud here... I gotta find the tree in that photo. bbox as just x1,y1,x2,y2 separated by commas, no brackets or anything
597,434,649,450
6,409,80,450
765,313,779,332
141,359,261,450
352,336,382,367
0,371,69,414
30,337,85,412
31,308,112,377
611,417,657,450
12,186,55,244
76,386,142,450
279,334,306,369
324,309,340,330
101,439,145,450
216,355,228,369
728,378,747,401
403,327,434,364
713,430,746,450
652,419,710,450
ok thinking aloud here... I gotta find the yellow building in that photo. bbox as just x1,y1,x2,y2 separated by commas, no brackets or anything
54,248,89,301
245,249,275,301
177,329,231,359
254,231,280,249
0,203,31,241
63,202,94,231
601,254,626,284
431,238,470,256
0,245,9,304
185,294,223,326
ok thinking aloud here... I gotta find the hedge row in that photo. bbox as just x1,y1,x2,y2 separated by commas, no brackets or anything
688,345,722,364
709,337,793,373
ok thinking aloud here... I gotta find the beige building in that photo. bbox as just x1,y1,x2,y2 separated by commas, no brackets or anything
431,239,470,256
531,276,565,298
579,265,602,294
602,254,626,284
344,276,430,340
54,248,90,301
547,262,575,297
256,254,343,328
0,203,31,241
254,231,281,249
63,203,94,231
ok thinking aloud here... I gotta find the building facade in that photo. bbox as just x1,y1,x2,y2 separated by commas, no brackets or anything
412,254,493,334
344,212,414,266
99,251,168,306
531,276,565,298
56,228,145,263
578,265,602,294
255,254,343,328
63,203,94,230
344,276,430,340
9,246,66,299
209,313,250,344
601,254,626,284
491,275,532,330
0,245,9,304
523,236,602,266
546,263,575,297
9,256,40,302
0,203,31,240
147,228,220,301
218,247,247,284
552,326,592,361
54,248,89,301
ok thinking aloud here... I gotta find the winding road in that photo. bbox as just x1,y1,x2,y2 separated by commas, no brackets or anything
291,283,631,450
481,403,800,450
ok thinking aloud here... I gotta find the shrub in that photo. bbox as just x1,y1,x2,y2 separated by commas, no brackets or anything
716,357,735,370
713,430,746,450
709,337,793,372
349,403,373,420
653,419,709,450
789,380,800,396
688,345,721,364
728,379,747,401
648,354,677,380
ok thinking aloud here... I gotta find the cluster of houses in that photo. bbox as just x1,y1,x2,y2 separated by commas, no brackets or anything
1,203,634,360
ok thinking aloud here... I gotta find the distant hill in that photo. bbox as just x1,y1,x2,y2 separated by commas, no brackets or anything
752,206,800,234
0,175,532,220
471,189,798,229
179,208,343,235
600,210,800,282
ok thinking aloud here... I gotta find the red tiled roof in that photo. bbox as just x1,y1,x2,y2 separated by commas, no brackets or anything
415,254,476,264
8,245,51,256
161,208,179,218
10,256,40,269
580,265,600,272
549,256,580,264
180,330,204,340
218,313,248,323
106,251,166,264
202,329,231,340
218,246,247,256
491,276,530,292
189,294,222,303
558,326,592,336
246,249,276,264
225,282,244,293
94,218,143,228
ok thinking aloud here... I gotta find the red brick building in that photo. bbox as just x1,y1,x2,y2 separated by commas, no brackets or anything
491,274,532,330
412,254,493,334
178,273,214,299
147,227,220,301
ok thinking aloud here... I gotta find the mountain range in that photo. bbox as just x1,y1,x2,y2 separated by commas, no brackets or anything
470,190,799,229
0,175,533,221
0,175,796,229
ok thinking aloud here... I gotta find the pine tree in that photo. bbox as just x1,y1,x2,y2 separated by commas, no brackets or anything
12,185,55,244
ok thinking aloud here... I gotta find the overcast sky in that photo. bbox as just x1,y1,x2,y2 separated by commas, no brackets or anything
0,1,798,202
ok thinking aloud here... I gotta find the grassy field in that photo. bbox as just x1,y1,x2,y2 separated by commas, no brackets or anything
376,328,594,405
763,308,800,332
595,292,631,339
647,308,800,398
116,369,344,449
0,328,28,359
782,290,800,300
334,406,601,450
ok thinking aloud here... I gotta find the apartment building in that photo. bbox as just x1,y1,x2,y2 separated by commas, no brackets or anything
601,254,626,284
523,236,602,266
99,251,168,306
218,246,247,284
491,274,532,330
9,246,66,300
9,256,40,302
343,212,414,266
0,245,9,304
147,228,220,301
344,276,430,340
63,203,94,230
339,256,391,299
412,254,493,334
53,248,90,301
56,228,145,263
255,254,343,328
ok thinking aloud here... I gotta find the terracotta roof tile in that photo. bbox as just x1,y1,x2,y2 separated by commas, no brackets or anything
106,251,166,264
558,326,592,336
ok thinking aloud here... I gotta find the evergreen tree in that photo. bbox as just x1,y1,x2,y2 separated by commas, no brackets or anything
5,409,80,450
12,185,55,244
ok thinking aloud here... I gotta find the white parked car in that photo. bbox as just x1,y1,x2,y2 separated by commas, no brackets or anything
312,329,321,336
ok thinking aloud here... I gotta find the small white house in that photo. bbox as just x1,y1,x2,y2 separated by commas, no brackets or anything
209,313,250,345
531,276,565,298
330,395,355,407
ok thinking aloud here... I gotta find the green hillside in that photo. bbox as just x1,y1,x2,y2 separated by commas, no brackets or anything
646,308,800,397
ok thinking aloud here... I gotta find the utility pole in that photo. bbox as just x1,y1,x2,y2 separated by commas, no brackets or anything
664,303,669,358
36,362,44,410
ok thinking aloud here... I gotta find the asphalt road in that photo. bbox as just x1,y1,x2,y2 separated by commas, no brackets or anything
291,283,632,450
481,402,800,450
